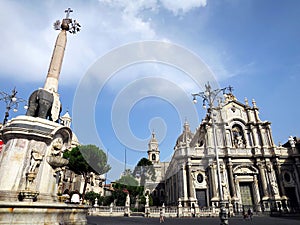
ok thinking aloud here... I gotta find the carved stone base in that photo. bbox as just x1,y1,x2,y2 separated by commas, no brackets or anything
0,201,88,225
18,190,39,202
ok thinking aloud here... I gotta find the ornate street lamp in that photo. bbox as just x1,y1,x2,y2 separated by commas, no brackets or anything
0,88,28,125
192,82,233,225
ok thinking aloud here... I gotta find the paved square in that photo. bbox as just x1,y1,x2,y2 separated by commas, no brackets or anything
87,215,300,225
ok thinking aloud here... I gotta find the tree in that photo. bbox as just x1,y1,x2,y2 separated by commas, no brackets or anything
132,158,156,186
85,191,100,205
111,170,144,207
63,144,111,197
116,169,139,186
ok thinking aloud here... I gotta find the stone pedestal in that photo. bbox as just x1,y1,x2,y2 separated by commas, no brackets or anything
124,194,130,216
0,202,88,225
0,116,88,224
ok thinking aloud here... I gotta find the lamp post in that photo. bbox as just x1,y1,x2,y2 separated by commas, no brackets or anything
192,82,232,225
0,88,28,125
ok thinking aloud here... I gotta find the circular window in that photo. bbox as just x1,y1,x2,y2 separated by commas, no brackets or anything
197,173,204,183
284,172,291,183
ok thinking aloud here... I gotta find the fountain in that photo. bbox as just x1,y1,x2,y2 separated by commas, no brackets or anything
0,8,87,225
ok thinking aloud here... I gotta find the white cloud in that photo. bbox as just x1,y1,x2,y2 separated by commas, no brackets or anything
0,0,218,90
0,0,158,85
99,0,158,16
160,0,207,15
98,0,207,16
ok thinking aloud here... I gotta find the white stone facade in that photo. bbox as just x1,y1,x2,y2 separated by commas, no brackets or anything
152,93,300,213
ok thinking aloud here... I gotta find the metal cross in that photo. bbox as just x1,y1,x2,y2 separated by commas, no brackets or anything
64,8,73,19
228,85,234,94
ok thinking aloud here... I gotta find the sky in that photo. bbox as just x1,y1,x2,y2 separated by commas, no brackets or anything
0,0,300,182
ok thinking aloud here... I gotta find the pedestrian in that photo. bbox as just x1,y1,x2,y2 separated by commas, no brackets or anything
191,204,196,217
247,208,253,221
242,207,247,220
159,208,165,223
70,190,80,204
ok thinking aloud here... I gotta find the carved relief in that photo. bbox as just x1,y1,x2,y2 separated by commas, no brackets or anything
271,179,279,196
50,136,64,156
28,147,44,173
233,165,258,175
47,136,68,169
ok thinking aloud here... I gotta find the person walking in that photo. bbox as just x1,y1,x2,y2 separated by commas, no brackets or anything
159,209,165,223
242,207,247,220
247,208,253,221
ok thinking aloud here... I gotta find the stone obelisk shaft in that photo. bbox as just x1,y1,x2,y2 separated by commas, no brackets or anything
43,30,67,93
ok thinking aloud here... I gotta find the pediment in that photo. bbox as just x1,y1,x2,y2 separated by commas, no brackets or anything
233,165,258,174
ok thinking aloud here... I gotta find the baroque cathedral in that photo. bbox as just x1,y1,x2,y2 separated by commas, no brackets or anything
145,91,300,213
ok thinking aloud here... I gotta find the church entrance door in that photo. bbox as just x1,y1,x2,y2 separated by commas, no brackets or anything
285,187,299,209
196,189,207,207
239,182,254,208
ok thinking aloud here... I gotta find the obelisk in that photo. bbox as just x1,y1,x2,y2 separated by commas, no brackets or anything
44,8,78,92
26,8,80,122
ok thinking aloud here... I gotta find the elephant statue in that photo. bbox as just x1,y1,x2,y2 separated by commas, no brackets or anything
26,89,61,122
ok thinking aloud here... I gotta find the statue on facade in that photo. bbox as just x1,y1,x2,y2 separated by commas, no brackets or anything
288,136,296,148
271,179,279,196
28,147,44,173
232,126,245,148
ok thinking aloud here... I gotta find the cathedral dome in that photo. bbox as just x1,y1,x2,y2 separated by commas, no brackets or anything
175,121,194,146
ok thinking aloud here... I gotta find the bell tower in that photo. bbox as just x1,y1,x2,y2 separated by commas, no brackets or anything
148,131,160,164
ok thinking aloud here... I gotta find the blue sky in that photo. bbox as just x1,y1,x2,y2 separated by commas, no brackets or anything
1,0,300,181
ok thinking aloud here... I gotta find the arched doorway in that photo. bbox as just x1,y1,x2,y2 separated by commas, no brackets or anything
233,165,260,212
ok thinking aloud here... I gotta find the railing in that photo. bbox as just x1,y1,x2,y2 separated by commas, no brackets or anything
89,204,217,218
89,205,125,216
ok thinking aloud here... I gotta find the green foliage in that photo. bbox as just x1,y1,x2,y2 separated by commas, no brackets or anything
85,191,100,205
63,144,111,196
137,158,153,167
116,170,138,186
102,195,114,206
111,182,144,206
63,145,111,176
111,188,127,206
133,157,156,186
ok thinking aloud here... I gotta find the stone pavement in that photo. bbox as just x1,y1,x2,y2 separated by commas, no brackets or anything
87,215,300,225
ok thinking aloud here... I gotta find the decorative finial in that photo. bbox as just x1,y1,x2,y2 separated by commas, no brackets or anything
244,97,249,106
53,8,81,34
152,130,155,138
252,99,257,108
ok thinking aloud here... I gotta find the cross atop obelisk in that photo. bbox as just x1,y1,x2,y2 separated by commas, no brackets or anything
43,8,80,93
64,7,73,18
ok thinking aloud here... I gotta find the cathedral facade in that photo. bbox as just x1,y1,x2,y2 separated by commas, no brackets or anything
147,93,300,213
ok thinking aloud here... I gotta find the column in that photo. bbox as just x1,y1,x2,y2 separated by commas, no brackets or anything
258,163,268,199
253,175,262,212
293,159,300,201
182,165,188,202
274,161,286,197
227,160,236,198
251,125,260,148
187,162,195,200
209,164,218,199
267,124,275,147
